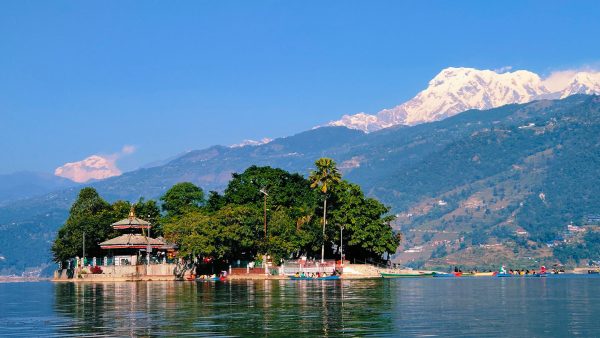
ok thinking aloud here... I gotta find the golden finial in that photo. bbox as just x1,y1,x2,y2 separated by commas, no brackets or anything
129,205,136,219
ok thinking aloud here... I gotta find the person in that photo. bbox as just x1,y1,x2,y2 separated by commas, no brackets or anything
301,272,306,278
295,272,300,277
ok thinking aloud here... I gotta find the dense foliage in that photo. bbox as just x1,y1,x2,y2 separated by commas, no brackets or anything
52,162,400,266
164,162,400,264
51,188,160,263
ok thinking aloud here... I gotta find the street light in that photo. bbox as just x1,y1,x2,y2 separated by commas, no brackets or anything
259,188,268,239
340,225,344,267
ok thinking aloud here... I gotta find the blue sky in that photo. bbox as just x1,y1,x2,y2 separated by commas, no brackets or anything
1,1,599,176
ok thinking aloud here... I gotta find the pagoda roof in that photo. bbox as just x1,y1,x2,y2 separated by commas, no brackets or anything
111,207,151,229
100,234,165,250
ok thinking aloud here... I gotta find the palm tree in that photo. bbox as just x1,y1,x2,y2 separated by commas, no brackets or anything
309,158,342,263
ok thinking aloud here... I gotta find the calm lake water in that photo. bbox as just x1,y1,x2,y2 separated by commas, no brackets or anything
1,276,600,337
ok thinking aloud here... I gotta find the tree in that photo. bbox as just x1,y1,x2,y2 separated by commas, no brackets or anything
223,165,317,210
309,158,342,262
205,191,226,213
328,181,400,261
134,198,162,236
51,188,121,263
163,205,262,262
160,182,205,217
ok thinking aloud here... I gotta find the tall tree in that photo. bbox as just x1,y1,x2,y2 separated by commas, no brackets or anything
328,181,401,261
134,198,162,236
51,188,118,263
160,182,205,217
309,158,342,262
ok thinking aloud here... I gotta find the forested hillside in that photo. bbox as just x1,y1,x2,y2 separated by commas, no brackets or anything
2,95,600,275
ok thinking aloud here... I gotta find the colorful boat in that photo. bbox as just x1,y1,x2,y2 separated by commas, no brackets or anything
196,276,226,282
432,272,455,277
474,272,497,277
381,272,435,278
496,273,513,277
289,275,341,280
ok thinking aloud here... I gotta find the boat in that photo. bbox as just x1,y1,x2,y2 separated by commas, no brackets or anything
381,272,435,278
474,272,497,277
196,276,226,282
496,273,513,277
432,272,455,277
289,275,341,280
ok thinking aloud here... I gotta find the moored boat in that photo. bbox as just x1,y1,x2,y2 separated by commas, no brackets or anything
432,272,455,277
381,272,435,278
474,272,497,277
289,275,341,280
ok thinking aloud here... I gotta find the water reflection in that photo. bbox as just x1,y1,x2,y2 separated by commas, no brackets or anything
2,277,600,337
52,280,393,336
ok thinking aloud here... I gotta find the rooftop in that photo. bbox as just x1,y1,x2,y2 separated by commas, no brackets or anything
111,207,151,229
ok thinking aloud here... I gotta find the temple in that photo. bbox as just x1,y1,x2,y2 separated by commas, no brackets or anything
99,207,175,265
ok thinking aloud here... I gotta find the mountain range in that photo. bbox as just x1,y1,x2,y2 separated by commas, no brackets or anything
0,172,77,206
2,65,600,276
327,67,600,132
2,95,600,275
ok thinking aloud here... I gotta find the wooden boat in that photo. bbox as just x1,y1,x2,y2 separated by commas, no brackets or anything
196,276,226,282
381,272,435,278
496,273,513,277
432,272,455,277
289,275,341,280
474,272,497,277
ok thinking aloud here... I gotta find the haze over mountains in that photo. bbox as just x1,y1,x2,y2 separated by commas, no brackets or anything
328,67,600,132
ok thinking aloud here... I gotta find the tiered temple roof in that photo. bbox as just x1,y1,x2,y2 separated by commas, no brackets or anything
100,234,165,250
111,209,151,229
100,206,175,251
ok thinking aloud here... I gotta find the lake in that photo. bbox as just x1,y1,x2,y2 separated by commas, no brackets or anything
1,276,600,337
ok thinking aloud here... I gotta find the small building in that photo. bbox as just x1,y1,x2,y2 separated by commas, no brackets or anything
99,208,175,265
567,223,586,233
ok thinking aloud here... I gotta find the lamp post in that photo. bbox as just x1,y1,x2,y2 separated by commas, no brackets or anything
340,225,344,267
82,231,86,267
259,188,268,239
146,216,151,266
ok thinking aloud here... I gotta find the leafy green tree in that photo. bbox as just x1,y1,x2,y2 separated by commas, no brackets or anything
51,188,119,262
328,181,400,261
213,205,262,260
224,165,317,209
205,191,226,213
164,204,262,261
160,182,205,217
309,158,341,262
134,198,162,236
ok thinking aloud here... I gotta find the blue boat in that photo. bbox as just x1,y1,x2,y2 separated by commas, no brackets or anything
289,275,341,281
432,273,455,278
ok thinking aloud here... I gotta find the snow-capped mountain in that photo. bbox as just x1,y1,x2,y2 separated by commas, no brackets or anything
558,72,600,98
327,67,600,132
230,138,273,148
